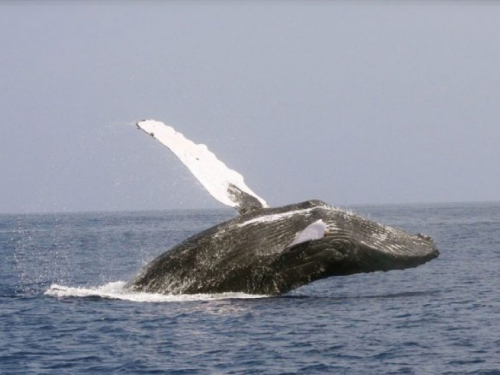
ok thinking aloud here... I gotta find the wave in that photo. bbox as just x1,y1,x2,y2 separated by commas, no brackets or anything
44,281,269,302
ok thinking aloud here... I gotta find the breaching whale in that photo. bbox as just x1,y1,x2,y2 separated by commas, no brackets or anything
126,120,439,295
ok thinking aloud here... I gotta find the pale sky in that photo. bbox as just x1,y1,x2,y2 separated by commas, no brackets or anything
1,1,499,214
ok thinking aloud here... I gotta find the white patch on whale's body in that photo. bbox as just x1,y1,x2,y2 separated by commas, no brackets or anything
287,219,327,247
237,207,318,227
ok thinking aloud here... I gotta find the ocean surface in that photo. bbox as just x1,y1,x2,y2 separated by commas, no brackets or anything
1,202,499,374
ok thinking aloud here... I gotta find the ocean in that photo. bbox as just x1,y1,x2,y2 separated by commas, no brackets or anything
1,202,499,374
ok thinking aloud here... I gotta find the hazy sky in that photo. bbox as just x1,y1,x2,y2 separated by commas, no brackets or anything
1,1,499,214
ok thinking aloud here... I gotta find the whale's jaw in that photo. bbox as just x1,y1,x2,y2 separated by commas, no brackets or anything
263,232,439,295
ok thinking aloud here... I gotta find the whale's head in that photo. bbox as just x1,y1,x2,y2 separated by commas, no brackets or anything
265,220,439,295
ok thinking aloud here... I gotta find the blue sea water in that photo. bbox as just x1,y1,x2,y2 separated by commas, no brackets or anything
1,203,499,374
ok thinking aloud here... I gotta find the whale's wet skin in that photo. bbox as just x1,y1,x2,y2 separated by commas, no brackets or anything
126,120,438,295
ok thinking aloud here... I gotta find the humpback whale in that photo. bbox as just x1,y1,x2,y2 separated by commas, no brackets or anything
126,120,438,295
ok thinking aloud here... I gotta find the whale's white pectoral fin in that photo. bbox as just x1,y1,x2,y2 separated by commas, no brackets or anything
137,120,269,214
287,219,327,248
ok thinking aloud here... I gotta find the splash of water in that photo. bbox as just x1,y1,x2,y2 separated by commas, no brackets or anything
44,281,268,302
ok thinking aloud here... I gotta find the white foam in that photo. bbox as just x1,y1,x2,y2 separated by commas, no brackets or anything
137,120,268,210
44,282,268,302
